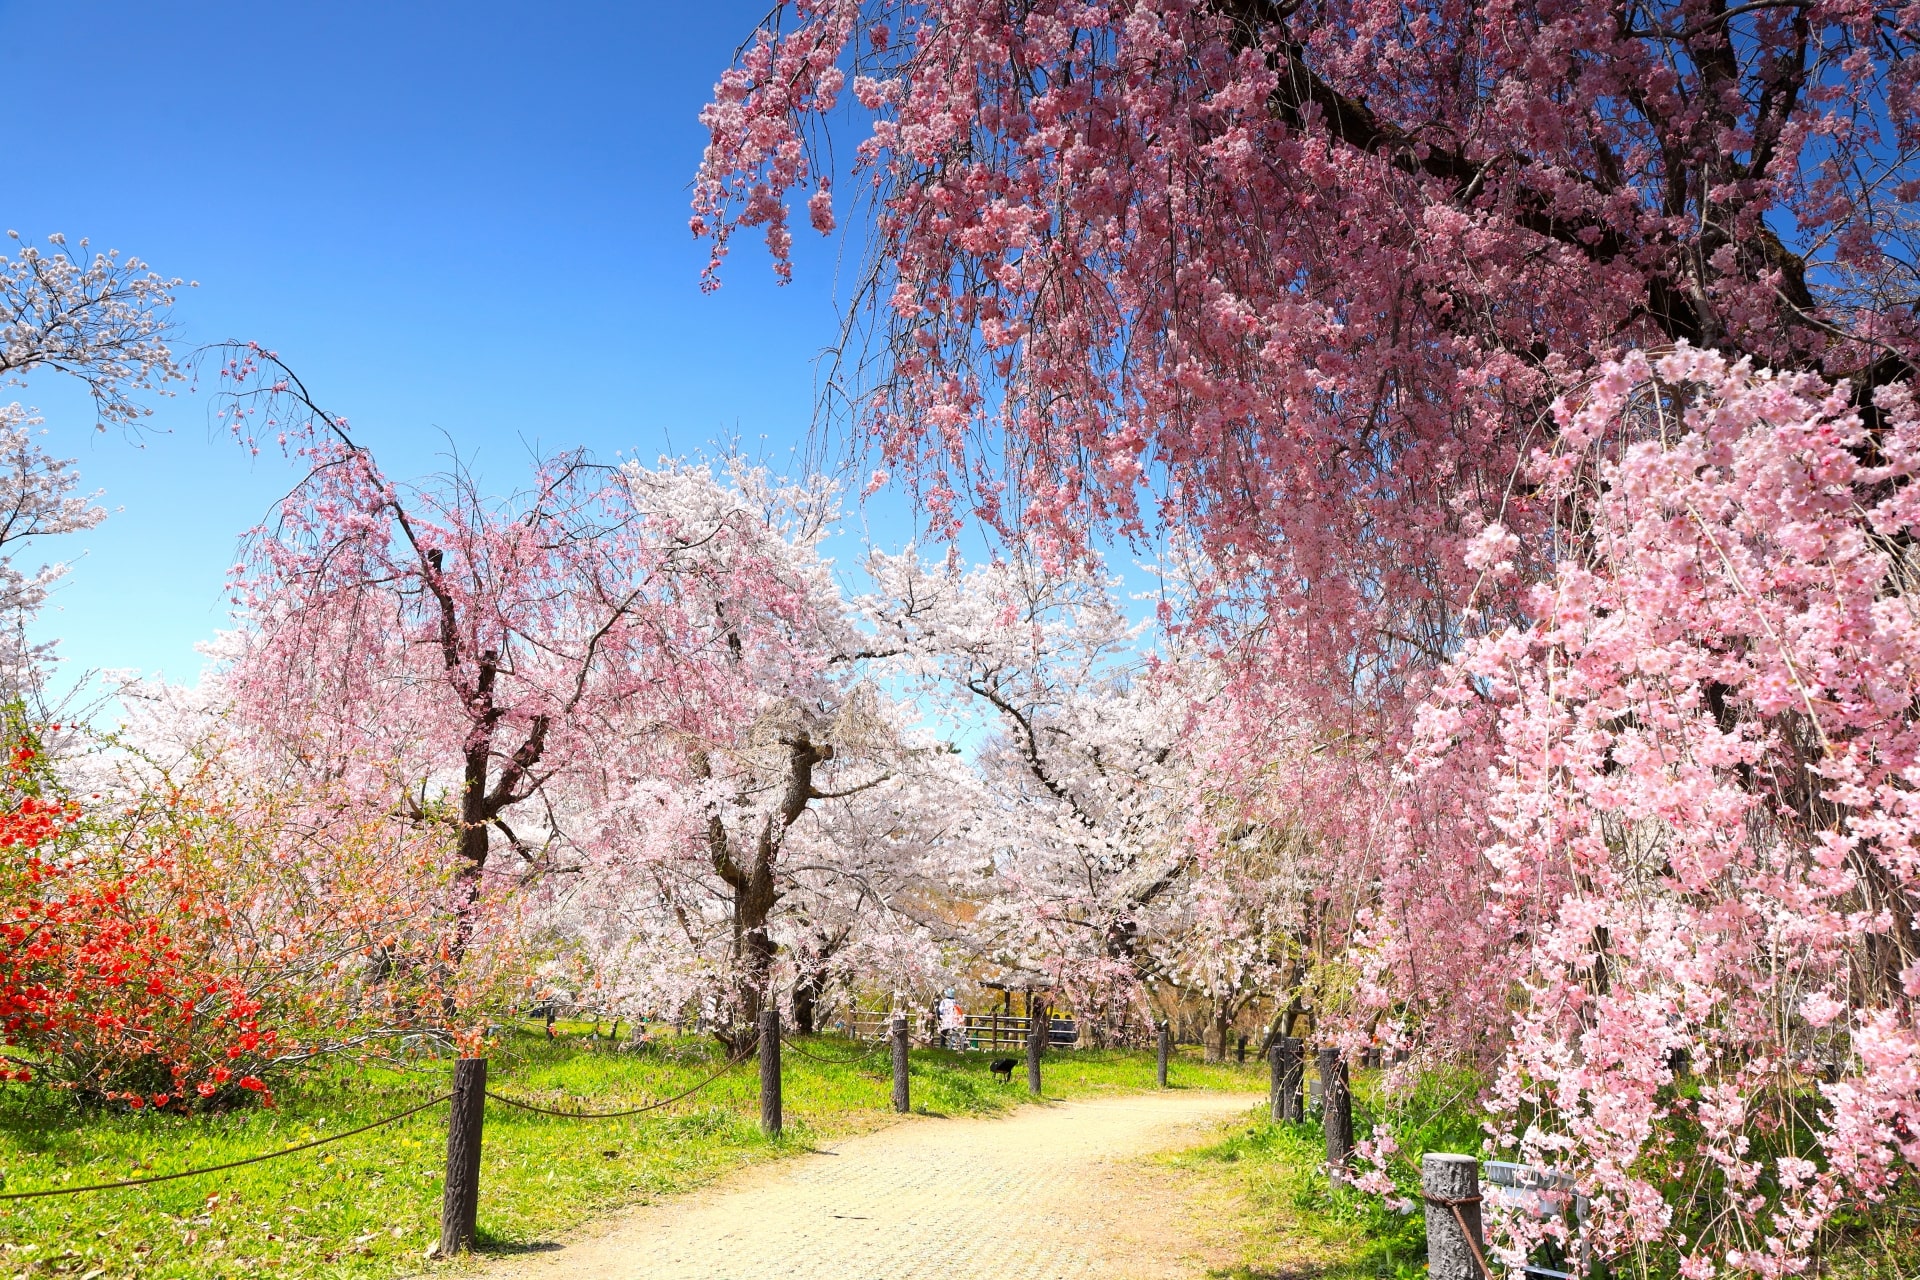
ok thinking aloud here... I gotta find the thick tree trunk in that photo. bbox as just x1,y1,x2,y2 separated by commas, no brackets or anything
1206,1000,1234,1063
792,975,819,1036
700,732,833,1054
732,858,778,1038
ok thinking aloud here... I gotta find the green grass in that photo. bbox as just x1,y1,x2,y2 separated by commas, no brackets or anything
1174,1069,1920,1280
1176,1115,1427,1280
1171,1068,1485,1280
0,1027,1261,1278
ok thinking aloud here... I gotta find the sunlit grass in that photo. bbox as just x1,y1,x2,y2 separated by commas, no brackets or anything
0,1025,1259,1278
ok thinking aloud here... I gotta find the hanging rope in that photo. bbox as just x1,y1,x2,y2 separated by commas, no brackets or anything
778,1035,887,1067
0,1092,453,1201
485,1048,752,1119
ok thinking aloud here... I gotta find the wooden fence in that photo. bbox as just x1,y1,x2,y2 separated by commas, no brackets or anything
849,1011,1079,1049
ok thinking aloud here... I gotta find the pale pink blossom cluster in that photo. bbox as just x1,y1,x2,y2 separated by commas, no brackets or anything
1413,349,1920,1274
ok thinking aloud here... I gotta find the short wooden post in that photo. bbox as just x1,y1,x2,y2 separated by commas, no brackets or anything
1319,1047,1352,1174
1156,1021,1171,1088
1422,1154,1486,1280
1272,1036,1304,1121
438,1057,487,1255
759,1007,782,1138
1026,998,1046,1096
891,1014,910,1113
1236,1033,1248,1063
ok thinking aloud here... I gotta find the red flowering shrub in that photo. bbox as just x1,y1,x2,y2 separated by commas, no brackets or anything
0,718,472,1109
0,733,275,1107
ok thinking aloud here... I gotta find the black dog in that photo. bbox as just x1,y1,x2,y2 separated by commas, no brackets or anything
989,1057,1017,1083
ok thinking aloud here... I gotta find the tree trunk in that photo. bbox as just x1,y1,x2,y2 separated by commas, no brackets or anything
446,749,492,971
793,971,820,1036
730,831,779,1040
792,932,848,1036
1206,1000,1234,1063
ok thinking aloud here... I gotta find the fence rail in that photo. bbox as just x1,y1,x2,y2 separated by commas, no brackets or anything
849,1012,1078,1050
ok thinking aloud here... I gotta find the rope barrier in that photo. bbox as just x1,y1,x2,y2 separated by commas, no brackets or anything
778,1035,888,1067
485,1049,753,1120
0,1029,867,1201
1424,1191,1494,1280
0,1092,454,1201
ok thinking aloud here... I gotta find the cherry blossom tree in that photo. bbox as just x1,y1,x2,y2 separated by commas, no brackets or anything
573,687,974,1046
0,232,182,694
560,475,980,1046
859,550,1245,1039
2,231,183,429
696,0,1916,706
1399,348,1920,1277
0,407,105,693
217,351,831,986
693,7,1920,1272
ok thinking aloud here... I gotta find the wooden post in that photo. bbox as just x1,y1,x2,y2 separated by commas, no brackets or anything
1319,1047,1352,1174
1026,997,1046,1096
1156,1021,1171,1088
759,1008,782,1138
891,1013,910,1113
438,1057,487,1256
1273,1036,1304,1122
1422,1154,1485,1280
1236,1033,1248,1064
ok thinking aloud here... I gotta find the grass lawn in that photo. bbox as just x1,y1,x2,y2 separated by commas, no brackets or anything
1167,1068,1476,1280
0,1026,1263,1278
1172,1071,1920,1280
1173,1114,1430,1280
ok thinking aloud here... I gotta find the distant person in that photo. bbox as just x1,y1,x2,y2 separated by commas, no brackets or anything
936,988,967,1051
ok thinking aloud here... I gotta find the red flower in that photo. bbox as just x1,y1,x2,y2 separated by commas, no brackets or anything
237,1075,264,1091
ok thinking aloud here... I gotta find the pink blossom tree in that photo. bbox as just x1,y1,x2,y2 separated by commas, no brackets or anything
1405,349,1920,1276
217,351,827,985
695,0,1916,707
694,4,1920,1273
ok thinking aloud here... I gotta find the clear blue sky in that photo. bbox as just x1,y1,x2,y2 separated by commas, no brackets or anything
1,1,880,689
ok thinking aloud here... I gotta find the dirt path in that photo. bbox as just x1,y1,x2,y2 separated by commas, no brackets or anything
477,1090,1262,1280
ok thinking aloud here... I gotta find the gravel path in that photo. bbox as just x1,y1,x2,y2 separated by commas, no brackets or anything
476,1090,1261,1280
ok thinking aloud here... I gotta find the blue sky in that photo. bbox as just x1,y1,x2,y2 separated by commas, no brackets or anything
1,0,889,689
